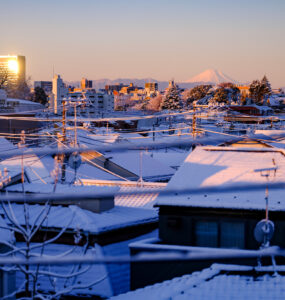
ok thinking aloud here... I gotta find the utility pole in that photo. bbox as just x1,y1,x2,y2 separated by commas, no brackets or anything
18,130,26,192
192,104,196,138
62,100,66,143
74,102,77,147
61,100,67,183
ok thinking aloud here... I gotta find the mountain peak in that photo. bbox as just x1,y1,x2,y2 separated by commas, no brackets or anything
185,69,237,84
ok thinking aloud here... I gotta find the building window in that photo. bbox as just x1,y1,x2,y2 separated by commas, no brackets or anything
220,221,245,249
195,221,218,247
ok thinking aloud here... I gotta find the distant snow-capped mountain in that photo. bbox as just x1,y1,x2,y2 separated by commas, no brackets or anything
185,69,238,85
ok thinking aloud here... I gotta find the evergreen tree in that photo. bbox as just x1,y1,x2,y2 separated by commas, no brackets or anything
218,83,240,103
186,84,212,105
261,75,272,96
249,80,262,104
33,86,48,105
249,76,272,105
160,84,182,110
230,86,240,103
213,87,229,103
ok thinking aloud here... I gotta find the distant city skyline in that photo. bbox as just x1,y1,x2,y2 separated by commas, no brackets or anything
1,0,284,87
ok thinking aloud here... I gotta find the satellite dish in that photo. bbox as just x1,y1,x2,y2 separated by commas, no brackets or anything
68,153,82,170
254,219,274,244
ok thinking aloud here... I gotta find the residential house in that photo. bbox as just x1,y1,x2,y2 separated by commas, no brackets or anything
128,146,285,289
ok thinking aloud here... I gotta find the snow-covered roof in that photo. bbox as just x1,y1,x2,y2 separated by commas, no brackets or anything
1,204,157,234
145,151,188,169
0,137,17,157
248,104,273,111
109,151,174,180
38,151,121,182
70,128,120,147
6,182,119,195
6,98,43,106
86,133,120,144
156,146,285,211
254,130,285,138
115,185,165,209
110,263,285,300
68,179,165,209
0,150,54,184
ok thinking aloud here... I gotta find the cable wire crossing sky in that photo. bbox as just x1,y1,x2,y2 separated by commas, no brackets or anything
1,0,284,87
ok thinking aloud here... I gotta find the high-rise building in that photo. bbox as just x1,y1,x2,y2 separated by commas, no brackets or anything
0,55,26,85
105,83,125,93
145,82,158,96
50,74,68,114
81,78,93,90
145,82,158,92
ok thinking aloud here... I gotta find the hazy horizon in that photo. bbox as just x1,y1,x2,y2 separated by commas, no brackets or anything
1,0,284,88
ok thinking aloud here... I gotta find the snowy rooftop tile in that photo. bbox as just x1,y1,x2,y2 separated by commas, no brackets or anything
115,185,165,209
156,146,285,211
1,204,157,234
6,181,165,210
110,263,285,300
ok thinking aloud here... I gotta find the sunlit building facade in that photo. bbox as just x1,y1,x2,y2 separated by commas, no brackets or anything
0,55,26,85
81,78,93,90
145,82,158,93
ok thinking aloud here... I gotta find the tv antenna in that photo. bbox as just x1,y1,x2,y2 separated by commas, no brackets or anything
68,152,82,184
253,165,277,247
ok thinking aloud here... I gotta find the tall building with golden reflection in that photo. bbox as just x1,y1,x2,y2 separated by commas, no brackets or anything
0,55,26,85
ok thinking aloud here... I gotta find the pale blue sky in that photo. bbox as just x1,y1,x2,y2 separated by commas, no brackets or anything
1,0,284,87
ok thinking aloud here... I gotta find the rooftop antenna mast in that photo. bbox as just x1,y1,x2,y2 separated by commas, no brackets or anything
18,130,26,192
73,102,77,147
253,165,277,248
138,150,143,187
61,100,67,183
68,101,82,184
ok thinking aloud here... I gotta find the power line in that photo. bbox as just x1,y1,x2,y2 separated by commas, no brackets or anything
0,246,283,266
1,181,285,203
0,134,247,158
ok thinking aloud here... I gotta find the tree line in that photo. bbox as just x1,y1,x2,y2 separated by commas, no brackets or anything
138,75,275,112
